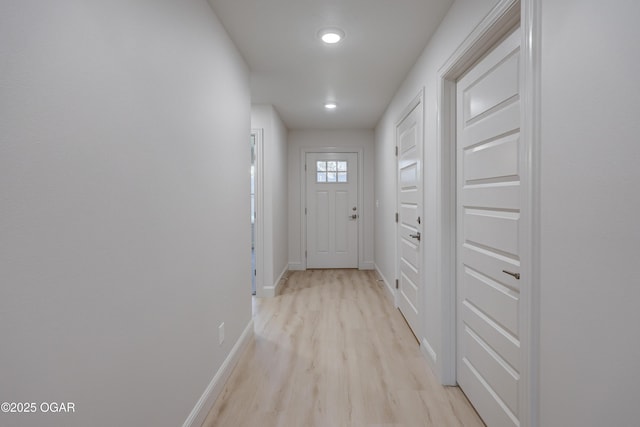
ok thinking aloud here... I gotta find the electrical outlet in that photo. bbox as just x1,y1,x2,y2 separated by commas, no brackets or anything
218,323,225,345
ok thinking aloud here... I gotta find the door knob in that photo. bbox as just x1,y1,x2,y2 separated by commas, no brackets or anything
409,232,421,241
350,214,358,219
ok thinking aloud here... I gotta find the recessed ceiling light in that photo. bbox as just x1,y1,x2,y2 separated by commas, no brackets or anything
318,28,345,44
324,102,337,110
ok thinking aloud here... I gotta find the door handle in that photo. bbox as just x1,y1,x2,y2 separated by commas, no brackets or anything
502,270,520,280
350,214,358,219
409,232,421,241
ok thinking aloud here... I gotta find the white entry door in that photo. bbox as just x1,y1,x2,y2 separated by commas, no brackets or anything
396,100,422,338
456,28,524,427
306,153,358,268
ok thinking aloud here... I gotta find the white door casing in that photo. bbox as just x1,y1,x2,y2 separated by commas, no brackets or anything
456,27,524,427
306,152,358,268
396,95,423,339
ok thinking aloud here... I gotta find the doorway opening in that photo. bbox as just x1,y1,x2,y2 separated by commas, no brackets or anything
250,129,264,297
250,133,256,295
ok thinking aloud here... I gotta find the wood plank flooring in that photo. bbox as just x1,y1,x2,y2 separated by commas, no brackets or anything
202,269,484,427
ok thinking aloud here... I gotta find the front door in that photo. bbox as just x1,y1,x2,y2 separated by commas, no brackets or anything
306,152,358,268
396,100,423,338
456,27,524,427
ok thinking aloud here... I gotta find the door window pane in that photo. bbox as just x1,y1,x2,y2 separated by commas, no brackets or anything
315,160,348,183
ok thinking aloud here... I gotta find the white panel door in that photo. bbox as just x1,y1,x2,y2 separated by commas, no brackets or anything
306,153,358,268
456,28,524,427
396,102,422,338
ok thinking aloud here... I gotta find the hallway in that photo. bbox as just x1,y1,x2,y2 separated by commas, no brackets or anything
3,1,640,426
203,270,484,427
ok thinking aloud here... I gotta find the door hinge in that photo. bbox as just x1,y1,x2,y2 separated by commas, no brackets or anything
254,269,256,276
305,163,307,171
305,250,307,258
395,146,398,156
395,212,399,223
305,207,307,215
395,279,399,289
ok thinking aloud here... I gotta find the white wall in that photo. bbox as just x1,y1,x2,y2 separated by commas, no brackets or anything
539,1,640,425
251,105,289,295
0,1,251,427
374,0,500,377
289,130,375,270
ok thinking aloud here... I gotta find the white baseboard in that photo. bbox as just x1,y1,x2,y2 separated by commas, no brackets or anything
374,263,396,303
421,336,437,365
288,262,305,271
421,336,442,384
359,261,375,270
182,320,254,427
263,265,288,297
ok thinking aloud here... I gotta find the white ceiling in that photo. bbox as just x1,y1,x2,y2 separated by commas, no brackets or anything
208,0,454,130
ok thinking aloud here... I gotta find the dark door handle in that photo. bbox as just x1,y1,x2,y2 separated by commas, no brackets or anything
502,270,520,280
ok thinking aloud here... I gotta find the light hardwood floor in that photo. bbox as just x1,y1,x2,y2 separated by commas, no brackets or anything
202,269,484,427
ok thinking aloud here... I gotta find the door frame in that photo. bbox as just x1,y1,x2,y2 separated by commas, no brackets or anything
251,129,265,297
436,0,540,426
300,147,364,270
394,88,424,337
